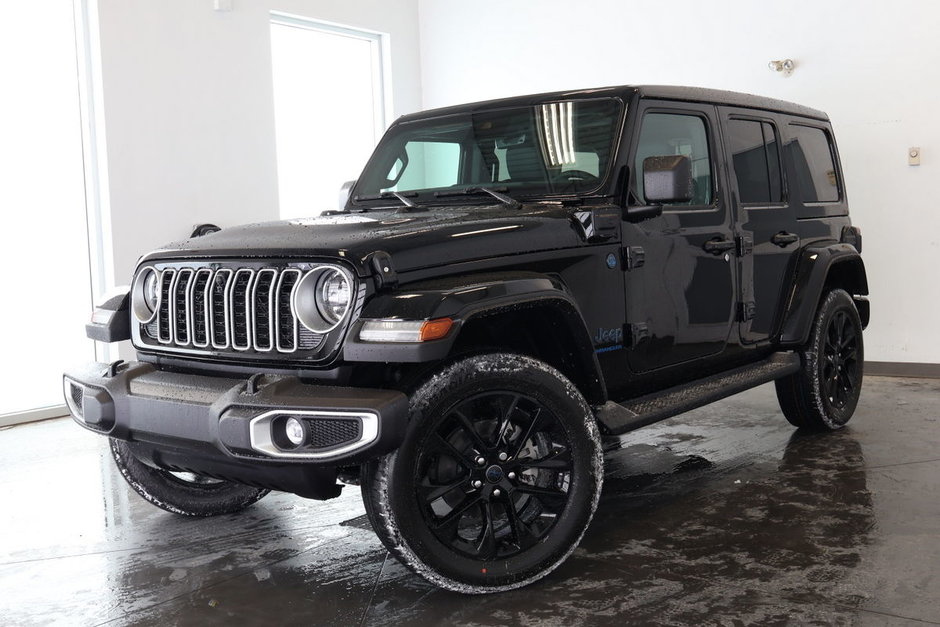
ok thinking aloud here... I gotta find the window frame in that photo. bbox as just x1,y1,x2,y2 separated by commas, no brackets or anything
725,115,788,209
787,122,843,205
270,12,390,145
629,106,720,214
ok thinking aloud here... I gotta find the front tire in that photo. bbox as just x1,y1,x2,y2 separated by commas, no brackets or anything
362,353,603,593
110,439,269,516
775,289,864,430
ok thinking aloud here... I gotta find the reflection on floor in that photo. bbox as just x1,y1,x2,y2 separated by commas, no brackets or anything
1,376,939,626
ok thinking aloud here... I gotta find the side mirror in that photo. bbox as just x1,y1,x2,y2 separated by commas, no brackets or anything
643,155,693,204
338,179,357,210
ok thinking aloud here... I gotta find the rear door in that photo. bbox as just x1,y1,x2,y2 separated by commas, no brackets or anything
623,101,737,373
718,108,799,343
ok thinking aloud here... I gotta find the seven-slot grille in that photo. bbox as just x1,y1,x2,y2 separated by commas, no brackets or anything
145,265,326,354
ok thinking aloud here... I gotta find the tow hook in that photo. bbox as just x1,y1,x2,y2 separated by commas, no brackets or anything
245,373,264,395
104,360,126,378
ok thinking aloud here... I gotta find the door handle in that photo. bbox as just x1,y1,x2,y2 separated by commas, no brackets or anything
771,231,799,247
703,238,736,254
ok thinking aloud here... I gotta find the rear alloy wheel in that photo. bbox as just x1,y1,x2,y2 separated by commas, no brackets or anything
362,353,603,593
776,289,864,430
110,439,269,516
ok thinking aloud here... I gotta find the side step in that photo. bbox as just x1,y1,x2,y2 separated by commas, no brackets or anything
596,352,801,435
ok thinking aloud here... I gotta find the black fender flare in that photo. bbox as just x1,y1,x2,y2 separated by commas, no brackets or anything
342,271,606,403
778,242,869,346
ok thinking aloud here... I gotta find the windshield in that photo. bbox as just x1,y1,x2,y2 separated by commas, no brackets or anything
354,98,623,203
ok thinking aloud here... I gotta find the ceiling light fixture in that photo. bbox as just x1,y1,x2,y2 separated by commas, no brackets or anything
768,59,796,77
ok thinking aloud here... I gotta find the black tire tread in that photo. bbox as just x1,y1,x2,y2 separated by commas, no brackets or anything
775,289,863,431
361,352,603,594
110,439,269,517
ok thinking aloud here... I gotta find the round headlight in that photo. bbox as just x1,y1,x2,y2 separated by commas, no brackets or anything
318,270,351,324
293,267,353,333
132,267,160,323
143,272,159,312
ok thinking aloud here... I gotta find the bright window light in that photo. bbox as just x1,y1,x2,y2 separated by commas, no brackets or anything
0,3,93,418
270,15,388,219
538,102,577,166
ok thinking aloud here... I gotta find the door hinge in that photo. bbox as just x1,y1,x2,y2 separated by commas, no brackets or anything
623,246,645,270
736,235,753,257
572,209,618,242
737,301,756,322
625,322,650,347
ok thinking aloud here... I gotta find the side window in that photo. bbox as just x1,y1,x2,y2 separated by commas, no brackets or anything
787,125,839,203
634,112,712,206
728,119,783,204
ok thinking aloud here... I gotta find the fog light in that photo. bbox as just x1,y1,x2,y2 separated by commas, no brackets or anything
285,417,305,446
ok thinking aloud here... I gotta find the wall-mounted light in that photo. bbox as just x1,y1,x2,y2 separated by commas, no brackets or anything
768,59,795,77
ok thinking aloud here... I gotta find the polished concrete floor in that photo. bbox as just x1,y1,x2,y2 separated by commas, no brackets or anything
1,375,938,626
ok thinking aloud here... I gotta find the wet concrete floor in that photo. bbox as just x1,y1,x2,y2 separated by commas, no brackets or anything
1,375,938,626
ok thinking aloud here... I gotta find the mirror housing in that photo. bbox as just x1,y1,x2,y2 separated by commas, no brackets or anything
624,204,664,222
643,155,693,204
338,179,357,210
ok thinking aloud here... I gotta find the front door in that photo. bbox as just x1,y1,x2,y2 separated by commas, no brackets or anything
718,108,800,343
623,102,737,374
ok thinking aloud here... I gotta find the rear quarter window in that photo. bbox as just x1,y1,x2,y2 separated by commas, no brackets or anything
787,125,839,203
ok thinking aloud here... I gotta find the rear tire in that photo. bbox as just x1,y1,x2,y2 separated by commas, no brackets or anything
361,353,603,593
110,439,269,516
775,289,864,430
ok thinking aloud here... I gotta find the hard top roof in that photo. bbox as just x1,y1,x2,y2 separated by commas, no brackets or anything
397,85,829,123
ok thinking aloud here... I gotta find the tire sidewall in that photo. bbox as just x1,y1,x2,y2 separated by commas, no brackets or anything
381,353,602,592
110,438,268,516
807,289,864,429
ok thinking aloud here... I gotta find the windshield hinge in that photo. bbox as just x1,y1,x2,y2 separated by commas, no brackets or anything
369,250,398,290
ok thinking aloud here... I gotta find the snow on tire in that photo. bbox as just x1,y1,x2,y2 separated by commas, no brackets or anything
361,353,603,593
110,439,269,517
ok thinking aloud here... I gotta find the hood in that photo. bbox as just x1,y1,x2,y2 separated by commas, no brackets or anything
142,202,588,275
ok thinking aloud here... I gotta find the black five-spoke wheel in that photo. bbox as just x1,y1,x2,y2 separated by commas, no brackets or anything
362,353,602,593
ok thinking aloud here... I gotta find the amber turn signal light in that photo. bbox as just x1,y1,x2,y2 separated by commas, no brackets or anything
419,318,453,341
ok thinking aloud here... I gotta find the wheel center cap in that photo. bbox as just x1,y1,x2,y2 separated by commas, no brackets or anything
485,465,504,483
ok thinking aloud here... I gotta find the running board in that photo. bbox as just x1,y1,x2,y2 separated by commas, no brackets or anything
596,352,801,435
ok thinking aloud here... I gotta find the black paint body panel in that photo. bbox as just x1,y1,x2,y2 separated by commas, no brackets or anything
70,85,869,498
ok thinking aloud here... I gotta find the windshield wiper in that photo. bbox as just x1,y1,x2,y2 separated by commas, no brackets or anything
353,191,426,212
434,186,521,209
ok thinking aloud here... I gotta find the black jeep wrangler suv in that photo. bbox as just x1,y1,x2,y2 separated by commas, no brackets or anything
65,85,867,593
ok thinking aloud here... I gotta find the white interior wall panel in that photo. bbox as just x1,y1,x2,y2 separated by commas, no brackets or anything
93,0,423,288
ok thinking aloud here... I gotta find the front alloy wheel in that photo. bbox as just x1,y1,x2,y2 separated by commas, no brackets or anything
362,353,603,593
416,391,575,562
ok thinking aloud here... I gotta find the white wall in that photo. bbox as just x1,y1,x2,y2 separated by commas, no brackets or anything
93,0,423,287
419,0,940,364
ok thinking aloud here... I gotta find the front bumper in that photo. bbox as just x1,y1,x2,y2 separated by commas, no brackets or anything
63,361,409,498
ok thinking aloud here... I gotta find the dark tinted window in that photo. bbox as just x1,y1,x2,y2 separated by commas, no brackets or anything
634,113,712,206
728,119,782,204
788,125,838,203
